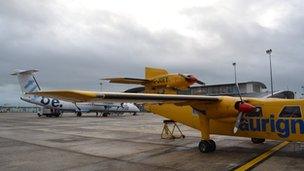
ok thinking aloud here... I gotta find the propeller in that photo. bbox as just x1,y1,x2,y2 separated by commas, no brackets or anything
180,74,205,85
232,62,256,134
233,101,256,133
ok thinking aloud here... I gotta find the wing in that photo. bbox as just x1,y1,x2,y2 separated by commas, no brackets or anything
27,90,221,104
102,77,149,85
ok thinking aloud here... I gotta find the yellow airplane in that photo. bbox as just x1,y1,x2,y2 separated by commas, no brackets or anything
102,67,205,94
29,67,304,153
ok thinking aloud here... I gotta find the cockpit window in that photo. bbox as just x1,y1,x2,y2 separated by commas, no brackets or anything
279,106,302,118
244,107,262,117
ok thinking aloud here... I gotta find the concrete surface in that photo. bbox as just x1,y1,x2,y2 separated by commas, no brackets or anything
0,112,303,171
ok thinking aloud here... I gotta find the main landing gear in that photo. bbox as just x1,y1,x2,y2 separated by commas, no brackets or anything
76,112,82,117
199,140,216,153
102,112,109,117
251,138,265,144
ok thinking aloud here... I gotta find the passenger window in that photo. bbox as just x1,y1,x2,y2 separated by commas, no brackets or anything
279,106,302,118
245,107,262,117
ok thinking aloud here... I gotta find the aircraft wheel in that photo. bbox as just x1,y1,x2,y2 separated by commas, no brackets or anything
208,140,216,152
77,112,82,117
199,140,211,153
56,113,62,117
133,112,137,116
251,138,265,144
102,113,108,117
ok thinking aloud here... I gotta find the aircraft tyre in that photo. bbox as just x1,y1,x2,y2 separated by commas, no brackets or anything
199,140,216,153
77,112,82,117
208,140,216,152
54,113,61,117
251,138,265,144
102,113,108,117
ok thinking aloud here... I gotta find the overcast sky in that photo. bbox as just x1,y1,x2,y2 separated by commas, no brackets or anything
1,0,304,105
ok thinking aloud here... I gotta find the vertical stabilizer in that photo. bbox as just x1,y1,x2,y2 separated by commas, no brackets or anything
11,69,41,93
145,67,168,79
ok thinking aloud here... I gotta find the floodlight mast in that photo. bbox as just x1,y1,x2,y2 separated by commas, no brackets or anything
266,49,273,96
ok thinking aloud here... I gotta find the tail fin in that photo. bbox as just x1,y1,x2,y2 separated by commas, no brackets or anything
145,67,168,79
11,69,41,93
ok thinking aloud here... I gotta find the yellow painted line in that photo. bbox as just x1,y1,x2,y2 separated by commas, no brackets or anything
234,141,290,171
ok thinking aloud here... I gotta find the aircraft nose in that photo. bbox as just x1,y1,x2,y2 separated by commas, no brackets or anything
20,96,29,102
131,104,140,112
185,75,206,85
186,75,198,83
236,102,256,113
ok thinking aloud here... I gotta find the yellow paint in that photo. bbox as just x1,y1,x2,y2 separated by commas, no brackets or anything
234,141,290,171
145,67,168,79
145,97,304,142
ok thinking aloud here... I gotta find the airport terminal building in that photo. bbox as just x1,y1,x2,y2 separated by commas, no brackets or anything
0,106,40,113
178,81,267,96
126,81,294,98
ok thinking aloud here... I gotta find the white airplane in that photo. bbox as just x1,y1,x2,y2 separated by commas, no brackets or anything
11,69,140,117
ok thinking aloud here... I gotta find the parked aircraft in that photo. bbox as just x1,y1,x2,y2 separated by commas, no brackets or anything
12,69,139,117
103,67,205,94
29,67,303,153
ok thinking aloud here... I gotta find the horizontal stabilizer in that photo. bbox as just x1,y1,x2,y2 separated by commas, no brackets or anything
11,69,39,75
102,77,148,85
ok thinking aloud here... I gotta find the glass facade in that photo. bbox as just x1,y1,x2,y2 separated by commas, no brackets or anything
177,82,267,96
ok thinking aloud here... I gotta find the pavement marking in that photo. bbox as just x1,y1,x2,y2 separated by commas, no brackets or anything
234,141,290,171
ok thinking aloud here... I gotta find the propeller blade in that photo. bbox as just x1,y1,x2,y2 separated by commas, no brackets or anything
233,62,243,102
196,80,205,85
233,111,243,134
235,81,243,102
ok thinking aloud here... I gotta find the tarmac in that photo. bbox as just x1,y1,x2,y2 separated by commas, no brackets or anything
0,112,304,171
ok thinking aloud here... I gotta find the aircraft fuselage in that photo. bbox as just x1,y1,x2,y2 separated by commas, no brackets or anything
21,95,139,113
145,97,304,142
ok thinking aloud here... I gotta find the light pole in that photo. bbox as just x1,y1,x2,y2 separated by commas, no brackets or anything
233,62,237,84
266,49,273,96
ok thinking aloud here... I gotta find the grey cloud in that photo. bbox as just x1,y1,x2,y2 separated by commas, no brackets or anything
1,0,304,105
180,1,304,89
